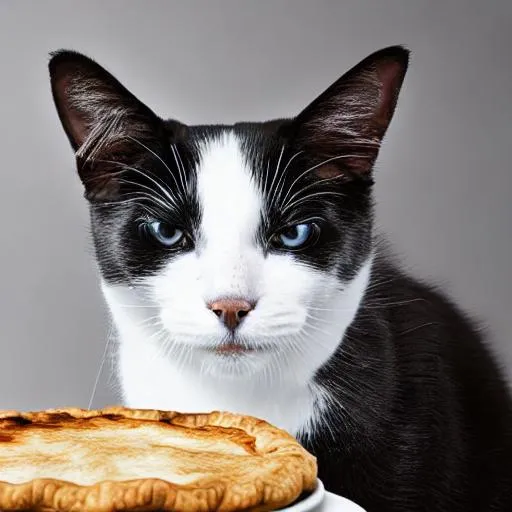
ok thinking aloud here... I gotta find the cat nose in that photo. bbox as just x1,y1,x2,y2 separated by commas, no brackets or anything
208,298,255,331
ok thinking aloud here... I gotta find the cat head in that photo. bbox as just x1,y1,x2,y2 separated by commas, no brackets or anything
49,47,408,383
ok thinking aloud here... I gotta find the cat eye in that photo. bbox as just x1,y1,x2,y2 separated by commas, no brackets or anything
143,220,186,248
272,222,319,250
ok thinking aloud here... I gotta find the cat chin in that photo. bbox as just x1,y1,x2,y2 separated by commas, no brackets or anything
192,350,272,380
140,336,289,381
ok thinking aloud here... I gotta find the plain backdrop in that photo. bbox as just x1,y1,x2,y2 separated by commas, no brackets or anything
0,0,511,410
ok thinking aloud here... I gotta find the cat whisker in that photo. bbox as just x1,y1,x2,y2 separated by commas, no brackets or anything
282,190,347,213
305,312,346,326
262,160,271,208
119,192,172,216
266,144,286,209
90,167,178,213
365,297,427,308
117,304,159,308
170,144,188,196
270,150,303,211
127,135,186,198
133,315,163,330
87,323,115,410
307,306,354,312
104,162,181,210
90,195,169,221
280,153,366,209
398,322,439,336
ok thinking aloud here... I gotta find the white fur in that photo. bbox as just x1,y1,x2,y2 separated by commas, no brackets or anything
101,132,373,436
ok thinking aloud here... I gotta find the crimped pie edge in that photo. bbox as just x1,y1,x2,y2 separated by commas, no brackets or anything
0,406,318,512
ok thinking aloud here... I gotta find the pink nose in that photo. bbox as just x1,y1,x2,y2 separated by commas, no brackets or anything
208,298,255,331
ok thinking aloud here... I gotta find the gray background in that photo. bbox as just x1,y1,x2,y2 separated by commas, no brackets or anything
0,0,510,411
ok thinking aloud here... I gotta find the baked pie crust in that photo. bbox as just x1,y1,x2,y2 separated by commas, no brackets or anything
0,406,317,511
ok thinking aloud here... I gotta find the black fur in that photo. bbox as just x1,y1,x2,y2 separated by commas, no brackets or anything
49,46,512,511
302,252,512,511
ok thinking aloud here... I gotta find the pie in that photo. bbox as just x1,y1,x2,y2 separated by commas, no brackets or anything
0,406,317,511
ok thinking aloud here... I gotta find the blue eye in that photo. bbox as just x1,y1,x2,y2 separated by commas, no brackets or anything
145,221,185,247
278,223,316,249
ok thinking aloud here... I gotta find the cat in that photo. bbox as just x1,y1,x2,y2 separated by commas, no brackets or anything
49,46,512,511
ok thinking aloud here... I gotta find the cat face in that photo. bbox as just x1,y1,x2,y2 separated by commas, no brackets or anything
49,47,408,383
97,128,374,382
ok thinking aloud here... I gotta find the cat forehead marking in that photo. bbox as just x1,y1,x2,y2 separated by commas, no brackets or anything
195,131,263,244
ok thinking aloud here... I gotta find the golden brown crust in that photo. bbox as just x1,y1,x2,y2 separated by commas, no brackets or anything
0,406,317,512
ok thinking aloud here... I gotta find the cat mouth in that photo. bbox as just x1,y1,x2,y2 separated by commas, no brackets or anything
201,339,272,356
214,343,253,355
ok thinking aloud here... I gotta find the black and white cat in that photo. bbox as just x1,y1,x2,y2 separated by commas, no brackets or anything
49,46,512,511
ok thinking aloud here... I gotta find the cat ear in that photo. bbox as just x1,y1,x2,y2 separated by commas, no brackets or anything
49,50,165,201
291,46,409,180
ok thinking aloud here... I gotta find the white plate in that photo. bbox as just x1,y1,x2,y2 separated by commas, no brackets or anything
316,491,367,511
276,479,325,511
